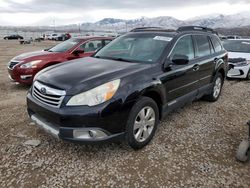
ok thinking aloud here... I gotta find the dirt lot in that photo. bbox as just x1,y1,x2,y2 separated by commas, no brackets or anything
0,40,249,188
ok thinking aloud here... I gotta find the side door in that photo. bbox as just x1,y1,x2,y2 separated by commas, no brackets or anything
193,34,215,87
160,35,199,104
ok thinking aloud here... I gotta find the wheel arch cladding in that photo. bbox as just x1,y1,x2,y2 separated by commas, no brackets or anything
218,68,225,79
142,90,163,119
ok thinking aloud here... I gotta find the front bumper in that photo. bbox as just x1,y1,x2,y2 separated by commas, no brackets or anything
8,67,37,84
227,63,250,79
27,92,130,143
30,113,124,143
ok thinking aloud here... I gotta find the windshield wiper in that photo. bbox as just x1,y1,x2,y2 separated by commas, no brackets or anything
111,57,132,62
44,48,53,52
94,56,132,62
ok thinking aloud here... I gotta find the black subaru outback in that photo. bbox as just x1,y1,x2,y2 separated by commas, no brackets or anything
27,26,228,149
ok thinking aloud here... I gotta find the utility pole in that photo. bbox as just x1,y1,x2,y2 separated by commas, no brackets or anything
53,19,56,32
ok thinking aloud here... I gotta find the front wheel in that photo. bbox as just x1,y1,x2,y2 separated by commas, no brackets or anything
246,70,250,80
236,140,250,162
125,97,159,150
203,73,224,102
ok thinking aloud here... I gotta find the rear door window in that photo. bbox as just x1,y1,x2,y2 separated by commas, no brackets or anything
194,35,211,57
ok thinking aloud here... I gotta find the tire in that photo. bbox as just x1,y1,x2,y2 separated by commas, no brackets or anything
125,97,159,150
236,140,250,162
203,73,224,102
246,70,250,80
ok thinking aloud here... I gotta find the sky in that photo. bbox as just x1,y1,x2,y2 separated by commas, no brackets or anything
0,0,250,26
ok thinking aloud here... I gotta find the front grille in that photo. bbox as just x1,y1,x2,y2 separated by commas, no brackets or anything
8,61,19,69
32,81,66,108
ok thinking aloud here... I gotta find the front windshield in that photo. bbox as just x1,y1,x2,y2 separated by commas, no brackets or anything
223,40,250,53
95,33,172,63
48,38,80,52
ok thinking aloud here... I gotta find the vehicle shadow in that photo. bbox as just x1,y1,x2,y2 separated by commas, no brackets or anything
10,83,31,91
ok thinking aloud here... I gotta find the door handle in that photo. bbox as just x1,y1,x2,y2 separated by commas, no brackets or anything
192,64,200,71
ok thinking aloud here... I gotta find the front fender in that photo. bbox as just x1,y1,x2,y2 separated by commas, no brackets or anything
213,57,227,79
120,76,165,106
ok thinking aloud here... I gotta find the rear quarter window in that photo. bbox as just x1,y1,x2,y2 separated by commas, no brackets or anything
210,36,223,52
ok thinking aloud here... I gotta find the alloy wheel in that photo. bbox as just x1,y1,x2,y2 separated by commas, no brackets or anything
213,77,222,99
133,106,155,142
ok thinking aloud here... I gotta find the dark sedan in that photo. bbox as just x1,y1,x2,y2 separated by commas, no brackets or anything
4,34,24,40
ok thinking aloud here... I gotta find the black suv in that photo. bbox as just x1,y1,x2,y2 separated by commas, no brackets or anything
27,26,228,149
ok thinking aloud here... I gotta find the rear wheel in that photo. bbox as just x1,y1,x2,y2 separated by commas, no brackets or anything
125,97,159,149
203,73,223,102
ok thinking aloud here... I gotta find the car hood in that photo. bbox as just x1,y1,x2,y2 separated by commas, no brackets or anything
36,57,151,95
12,50,59,62
228,52,250,61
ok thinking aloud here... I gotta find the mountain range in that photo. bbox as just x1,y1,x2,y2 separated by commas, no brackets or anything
76,12,250,32
1,12,250,34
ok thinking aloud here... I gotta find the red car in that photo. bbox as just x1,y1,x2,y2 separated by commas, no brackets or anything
8,36,113,84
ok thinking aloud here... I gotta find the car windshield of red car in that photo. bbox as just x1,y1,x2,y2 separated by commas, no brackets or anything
48,38,80,52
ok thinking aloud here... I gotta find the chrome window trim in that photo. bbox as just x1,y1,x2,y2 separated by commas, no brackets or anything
168,33,216,60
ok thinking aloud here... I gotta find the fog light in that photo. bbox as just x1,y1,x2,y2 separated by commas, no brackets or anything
20,75,32,80
73,129,108,140
73,130,89,139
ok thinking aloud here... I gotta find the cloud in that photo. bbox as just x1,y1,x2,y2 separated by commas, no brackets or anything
0,0,249,13
0,0,249,26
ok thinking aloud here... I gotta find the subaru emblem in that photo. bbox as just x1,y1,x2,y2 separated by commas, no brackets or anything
40,87,47,94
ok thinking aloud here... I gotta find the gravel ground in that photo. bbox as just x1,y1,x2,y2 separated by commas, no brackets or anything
0,40,250,188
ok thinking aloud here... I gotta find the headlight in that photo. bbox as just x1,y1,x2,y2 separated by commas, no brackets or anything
67,79,120,106
20,60,42,68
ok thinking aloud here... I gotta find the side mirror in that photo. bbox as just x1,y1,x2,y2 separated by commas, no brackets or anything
172,54,189,65
73,49,84,55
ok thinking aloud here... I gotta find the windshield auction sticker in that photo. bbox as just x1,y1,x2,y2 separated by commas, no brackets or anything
153,36,172,42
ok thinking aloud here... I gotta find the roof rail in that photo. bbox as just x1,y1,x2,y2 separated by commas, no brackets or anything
177,26,218,35
130,27,175,32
